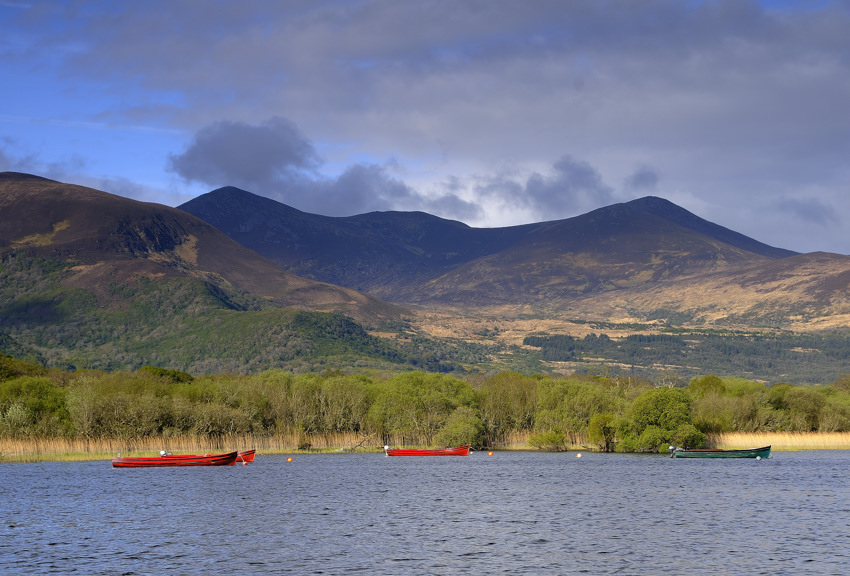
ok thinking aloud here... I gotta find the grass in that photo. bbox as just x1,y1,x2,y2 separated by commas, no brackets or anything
712,432,850,451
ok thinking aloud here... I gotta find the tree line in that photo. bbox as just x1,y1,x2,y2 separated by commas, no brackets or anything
3,354,850,452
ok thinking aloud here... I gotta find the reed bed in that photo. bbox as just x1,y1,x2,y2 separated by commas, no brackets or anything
712,432,850,451
0,432,391,462
9,430,847,462
487,431,589,451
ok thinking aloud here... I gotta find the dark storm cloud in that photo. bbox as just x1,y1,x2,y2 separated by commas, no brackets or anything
526,156,614,215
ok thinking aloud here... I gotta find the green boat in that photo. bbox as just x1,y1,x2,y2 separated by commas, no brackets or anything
669,445,771,459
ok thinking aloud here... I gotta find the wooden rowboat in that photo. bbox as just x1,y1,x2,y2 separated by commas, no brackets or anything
669,445,771,459
385,445,470,456
112,450,239,468
160,449,256,465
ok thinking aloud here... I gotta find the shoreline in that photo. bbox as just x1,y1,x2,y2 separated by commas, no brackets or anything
2,431,849,462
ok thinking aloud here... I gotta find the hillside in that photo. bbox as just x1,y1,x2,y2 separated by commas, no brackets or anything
0,173,428,373
179,186,825,318
0,172,401,322
178,186,535,298
5,172,850,380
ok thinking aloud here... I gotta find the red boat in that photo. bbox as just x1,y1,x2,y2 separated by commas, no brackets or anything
112,450,239,468
160,449,256,465
235,449,256,463
384,445,470,456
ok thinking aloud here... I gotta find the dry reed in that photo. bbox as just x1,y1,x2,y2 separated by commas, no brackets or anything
0,432,390,462
8,430,846,462
712,432,850,451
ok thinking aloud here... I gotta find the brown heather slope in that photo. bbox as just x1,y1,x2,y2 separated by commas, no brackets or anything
565,251,850,331
408,251,850,343
414,204,779,306
0,172,403,324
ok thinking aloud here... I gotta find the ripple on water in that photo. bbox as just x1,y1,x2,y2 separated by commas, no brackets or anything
1,451,849,575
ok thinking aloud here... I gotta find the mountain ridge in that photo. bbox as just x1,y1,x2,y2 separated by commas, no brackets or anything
179,187,799,306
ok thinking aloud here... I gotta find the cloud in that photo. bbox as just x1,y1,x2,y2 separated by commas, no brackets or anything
774,197,839,226
168,117,477,217
6,1,850,252
625,166,660,192
0,139,76,178
472,155,615,223
167,117,321,191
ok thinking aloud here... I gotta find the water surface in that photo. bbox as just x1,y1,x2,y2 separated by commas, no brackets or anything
2,451,848,575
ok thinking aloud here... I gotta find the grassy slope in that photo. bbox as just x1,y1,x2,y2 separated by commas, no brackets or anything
0,253,455,374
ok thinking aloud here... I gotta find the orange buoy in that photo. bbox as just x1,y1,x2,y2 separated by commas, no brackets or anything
576,453,582,458
488,451,494,456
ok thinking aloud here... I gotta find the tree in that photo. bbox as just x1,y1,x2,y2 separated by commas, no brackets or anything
587,412,616,452
629,387,691,431
478,372,538,444
433,406,484,448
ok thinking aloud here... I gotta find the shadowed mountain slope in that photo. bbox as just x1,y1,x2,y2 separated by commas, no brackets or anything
178,186,535,297
179,187,797,306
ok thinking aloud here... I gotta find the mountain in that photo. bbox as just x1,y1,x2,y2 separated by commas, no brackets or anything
178,186,535,299
0,172,400,322
0,173,424,373
179,187,797,306
179,186,850,333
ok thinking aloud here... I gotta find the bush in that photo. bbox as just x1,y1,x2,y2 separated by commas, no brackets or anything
528,431,566,452
636,425,668,453
670,423,706,449
630,387,691,432
0,403,31,437
587,412,616,452
433,406,484,448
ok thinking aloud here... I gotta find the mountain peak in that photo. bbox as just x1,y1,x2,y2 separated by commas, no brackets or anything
0,171,57,183
624,196,797,259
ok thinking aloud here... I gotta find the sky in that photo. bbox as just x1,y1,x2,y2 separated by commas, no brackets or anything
1,0,849,254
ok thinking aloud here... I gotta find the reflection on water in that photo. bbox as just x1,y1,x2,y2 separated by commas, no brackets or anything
2,451,848,575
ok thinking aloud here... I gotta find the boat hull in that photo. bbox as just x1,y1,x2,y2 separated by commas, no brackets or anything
385,445,470,456
236,449,256,463
670,445,771,459
161,449,256,465
112,451,239,468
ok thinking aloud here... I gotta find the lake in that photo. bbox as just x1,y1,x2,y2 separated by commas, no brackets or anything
2,450,848,575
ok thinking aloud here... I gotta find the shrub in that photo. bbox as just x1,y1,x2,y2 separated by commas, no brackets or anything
630,387,691,432
587,412,616,452
433,406,484,448
528,431,567,452
636,425,668,453
670,423,706,449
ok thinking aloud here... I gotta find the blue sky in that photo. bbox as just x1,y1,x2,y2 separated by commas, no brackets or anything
2,0,849,254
